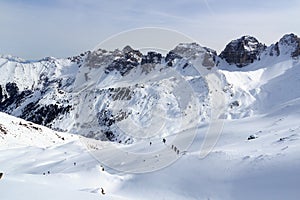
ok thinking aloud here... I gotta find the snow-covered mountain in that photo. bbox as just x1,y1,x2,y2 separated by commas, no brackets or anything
1,33,300,144
1,33,300,199
0,43,214,143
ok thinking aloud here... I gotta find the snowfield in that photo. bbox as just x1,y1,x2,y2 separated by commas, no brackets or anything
1,103,300,200
1,65,300,199
1,34,300,199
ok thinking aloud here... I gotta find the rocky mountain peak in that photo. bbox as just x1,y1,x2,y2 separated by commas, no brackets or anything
279,33,299,45
121,45,143,60
278,33,300,57
122,45,135,54
219,35,266,67
166,43,217,68
170,43,216,58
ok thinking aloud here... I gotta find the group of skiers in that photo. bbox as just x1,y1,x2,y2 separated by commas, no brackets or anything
150,138,180,155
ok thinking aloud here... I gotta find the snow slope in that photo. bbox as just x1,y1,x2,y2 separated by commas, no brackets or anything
0,112,131,200
1,98,300,200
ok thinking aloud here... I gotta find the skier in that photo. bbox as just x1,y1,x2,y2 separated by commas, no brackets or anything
101,187,105,195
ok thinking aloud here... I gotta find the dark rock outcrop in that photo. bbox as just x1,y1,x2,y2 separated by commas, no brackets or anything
165,51,182,66
20,103,71,127
278,33,300,57
0,83,33,112
5,82,19,98
0,80,72,129
220,36,266,67
141,52,162,65
105,46,142,76
269,42,280,57
0,85,3,102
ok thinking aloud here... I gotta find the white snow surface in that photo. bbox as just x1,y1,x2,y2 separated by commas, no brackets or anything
1,39,300,199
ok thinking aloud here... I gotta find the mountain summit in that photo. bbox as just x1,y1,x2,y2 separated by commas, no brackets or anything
219,35,266,67
278,33,300,57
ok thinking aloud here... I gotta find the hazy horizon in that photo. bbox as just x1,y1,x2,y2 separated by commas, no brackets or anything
1,0,300,59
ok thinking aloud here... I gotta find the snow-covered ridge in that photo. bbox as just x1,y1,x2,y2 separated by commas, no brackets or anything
0,43,214,142
0,111,132,199
0,33,300,143
0,112,78,148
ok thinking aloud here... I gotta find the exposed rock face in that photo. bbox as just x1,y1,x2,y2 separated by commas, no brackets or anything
141,52,162,65
268,34,300,57
278,33,300,57
0,85,3,102
20,103,72,127
269,42,280,57
166,43,217,68
105,46,143,76
0,81,72,128
165,51,182,66
220,36,266,67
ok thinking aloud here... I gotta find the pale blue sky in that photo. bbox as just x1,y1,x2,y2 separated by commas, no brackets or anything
0,0,300,59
